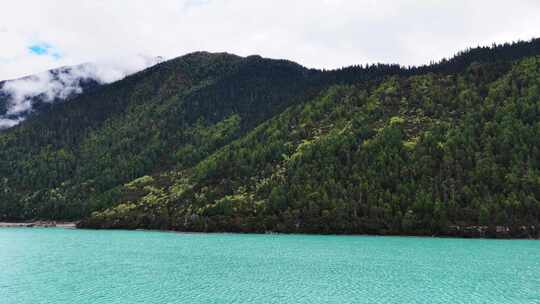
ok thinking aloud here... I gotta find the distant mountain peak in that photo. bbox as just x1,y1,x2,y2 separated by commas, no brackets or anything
0,57,163,129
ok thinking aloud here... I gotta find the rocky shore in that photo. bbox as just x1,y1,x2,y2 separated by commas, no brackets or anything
441,225,539,239
0,221,77,228
2,220,538,239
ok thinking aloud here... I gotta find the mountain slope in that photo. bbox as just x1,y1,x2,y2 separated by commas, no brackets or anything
80,56,540,238
0,52,323,220
2,40,540,237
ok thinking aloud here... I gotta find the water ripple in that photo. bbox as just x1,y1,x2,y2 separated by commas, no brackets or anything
0,229,539,304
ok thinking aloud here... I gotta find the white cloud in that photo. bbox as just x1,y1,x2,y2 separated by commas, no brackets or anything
1,0,540,80
0,55,162,128
0,117,23,129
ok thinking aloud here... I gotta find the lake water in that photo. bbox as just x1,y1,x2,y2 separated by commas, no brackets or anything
0,228,539,304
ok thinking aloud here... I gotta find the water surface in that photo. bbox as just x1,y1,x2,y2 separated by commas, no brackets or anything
1,228,539,304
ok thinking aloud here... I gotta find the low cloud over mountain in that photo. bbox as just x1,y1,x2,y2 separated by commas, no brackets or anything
0,55,162,128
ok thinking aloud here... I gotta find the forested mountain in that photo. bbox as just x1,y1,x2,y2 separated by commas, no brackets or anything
2,39,540,238
0,65,106,129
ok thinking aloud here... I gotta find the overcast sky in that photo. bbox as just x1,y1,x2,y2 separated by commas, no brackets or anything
1,0,540,81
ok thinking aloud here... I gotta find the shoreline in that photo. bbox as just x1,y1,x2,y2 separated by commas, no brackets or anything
80,226,540,240
0,221,77,229
1,222,538,239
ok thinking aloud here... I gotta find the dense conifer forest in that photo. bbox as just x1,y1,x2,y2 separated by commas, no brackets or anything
2,39,540,237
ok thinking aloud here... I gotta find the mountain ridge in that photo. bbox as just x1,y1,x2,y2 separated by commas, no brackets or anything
2,39,540,238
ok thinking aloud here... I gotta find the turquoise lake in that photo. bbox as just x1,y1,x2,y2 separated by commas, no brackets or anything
0,228,539,304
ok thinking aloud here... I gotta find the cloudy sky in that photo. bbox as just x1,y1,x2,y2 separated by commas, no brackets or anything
1,0,540,81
